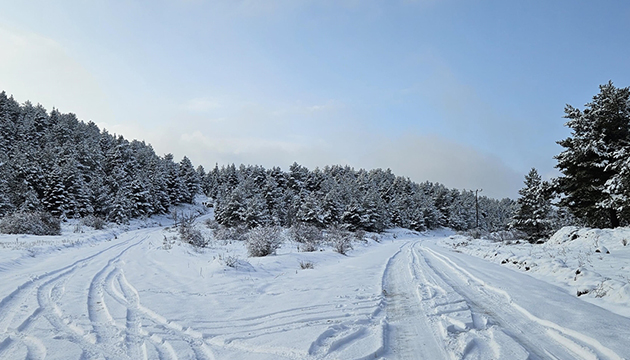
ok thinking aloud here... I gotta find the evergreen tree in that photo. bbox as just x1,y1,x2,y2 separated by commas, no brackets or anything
179,156,200,203
556,82,630,228
511,168,553,241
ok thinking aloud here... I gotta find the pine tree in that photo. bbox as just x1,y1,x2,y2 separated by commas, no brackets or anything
556,82,630,228
296,192,324,227
511,168,553,241
179,156,200,204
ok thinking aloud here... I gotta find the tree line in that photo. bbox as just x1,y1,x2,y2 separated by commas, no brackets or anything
202,163,516,233
4,82,627,239
0,91,200,224
0,90,516,233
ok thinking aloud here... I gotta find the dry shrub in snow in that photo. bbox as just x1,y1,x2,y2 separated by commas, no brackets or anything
175,211,209,248
0,211,61,236
216,253,240,268
486,229,527,242
205,218,220,230
354,230,367,243
214,225,248,241
288,223,322,252
81,215,106,230
327,226,353,255
246,226,282,257
299,260,314,269
181,226,208,248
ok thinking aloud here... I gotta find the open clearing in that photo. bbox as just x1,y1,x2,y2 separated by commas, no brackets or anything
1,222,629,359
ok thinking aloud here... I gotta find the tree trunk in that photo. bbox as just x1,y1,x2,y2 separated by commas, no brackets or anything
610,208,620,228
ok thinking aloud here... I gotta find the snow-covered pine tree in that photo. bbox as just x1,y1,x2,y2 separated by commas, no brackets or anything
556,82,630,228
179,156,200,204
296,192,324,227
511,168,553,242
164,153,185,205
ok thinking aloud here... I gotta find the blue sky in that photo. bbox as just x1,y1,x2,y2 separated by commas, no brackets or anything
1,0,629,198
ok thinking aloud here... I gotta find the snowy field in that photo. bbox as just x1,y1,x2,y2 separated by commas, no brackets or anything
1,213,630,359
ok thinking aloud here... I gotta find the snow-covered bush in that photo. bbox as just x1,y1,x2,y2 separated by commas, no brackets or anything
299,260,314,269
181,226,208,248
216,253,240,268
246,226,282,257
486,229,527,242
175,211,209,248
354,230,367,243
462,228,487,240
81,215,106,230
205,218,220,230
162,235,176,250
288,223,322,252
0,211,61,236
327,226,353,255
214,225,248,241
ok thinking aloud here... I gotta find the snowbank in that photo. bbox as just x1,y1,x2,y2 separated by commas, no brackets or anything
440,226,630,317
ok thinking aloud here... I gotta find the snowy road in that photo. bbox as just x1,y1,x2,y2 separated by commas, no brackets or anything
1,227,629,359
383,240,630,360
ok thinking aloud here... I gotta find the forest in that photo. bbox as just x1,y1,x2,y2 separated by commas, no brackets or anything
1,81,629,242
0,90,517,236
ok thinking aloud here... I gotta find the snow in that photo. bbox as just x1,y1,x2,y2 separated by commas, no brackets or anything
442,226,630,317
1,215,630,359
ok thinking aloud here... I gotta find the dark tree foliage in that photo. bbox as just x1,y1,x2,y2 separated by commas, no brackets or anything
0,91,197,224
206,164,516,232
556,82,630,228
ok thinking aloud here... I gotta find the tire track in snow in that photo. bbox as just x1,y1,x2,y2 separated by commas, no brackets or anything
0,234,144,359
409,242,529,360
381,242,449,360
104,266,215,360
0,228,218,360
421,244,624,360
102,268,179,360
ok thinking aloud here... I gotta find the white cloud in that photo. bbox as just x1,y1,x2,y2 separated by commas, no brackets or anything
363,134,523,198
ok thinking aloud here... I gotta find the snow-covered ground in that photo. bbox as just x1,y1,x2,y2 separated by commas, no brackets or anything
1,214,629,359
442,227,630,318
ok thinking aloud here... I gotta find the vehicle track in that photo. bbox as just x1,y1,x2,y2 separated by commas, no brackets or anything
0,229,220,359
0,234,144,359
418,241,625,360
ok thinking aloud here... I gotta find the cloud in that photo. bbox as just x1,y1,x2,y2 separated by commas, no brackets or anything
0,26,112,123
363,134,523,199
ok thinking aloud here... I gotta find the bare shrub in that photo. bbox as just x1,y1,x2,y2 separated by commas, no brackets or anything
82,215,106,230
288,223,322,252
162,235,176,250
174,211,209,248
464,228,485,239
205,218,220,230
299,260,314,269
246,226,282,257
486,229,527,242
214,225,248,241
327,226,353,255
354,230,367,243
216,253,240,268
369,233,381,243
0,211,61,236
181,227,208,248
